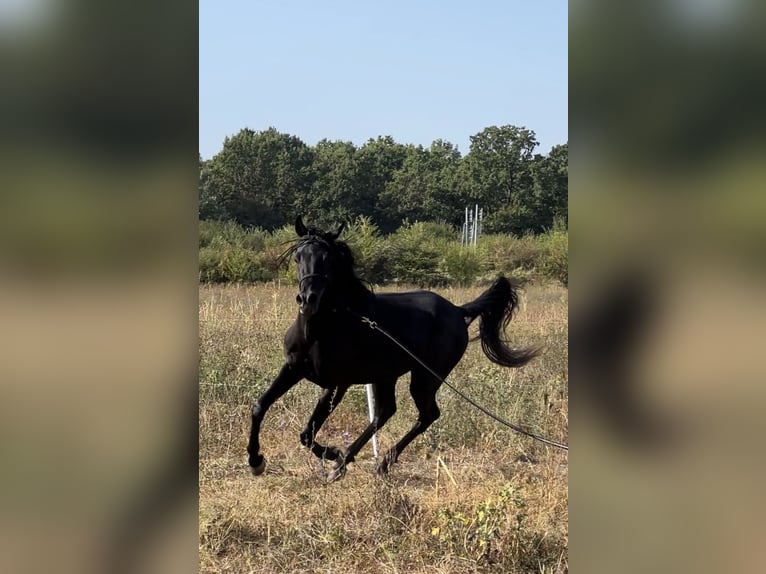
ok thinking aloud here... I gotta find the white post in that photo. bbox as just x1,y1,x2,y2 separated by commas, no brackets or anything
366,384,379,459
473,204,479,246
468,208,473,247
464,206,469,246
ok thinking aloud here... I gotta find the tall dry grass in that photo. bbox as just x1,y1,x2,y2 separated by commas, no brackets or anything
199,282,568,573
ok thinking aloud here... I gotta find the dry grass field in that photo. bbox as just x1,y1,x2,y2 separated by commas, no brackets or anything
199,282,568,573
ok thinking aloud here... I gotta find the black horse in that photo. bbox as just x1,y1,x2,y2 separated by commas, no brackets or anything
247,216,539,482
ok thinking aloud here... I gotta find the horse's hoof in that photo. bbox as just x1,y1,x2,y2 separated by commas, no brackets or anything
324,446,343,461
326,463,346,483
249,456,266,476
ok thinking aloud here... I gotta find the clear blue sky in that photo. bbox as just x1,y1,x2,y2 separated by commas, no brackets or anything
199,1,567,160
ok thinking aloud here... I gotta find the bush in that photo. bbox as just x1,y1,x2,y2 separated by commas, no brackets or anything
439,243,482,286
387,222,452,286
479,235,533,276
199,246,224,282
344,216,391,284
199,219,267,251
199,244,275,283
198,221,275,282
198,219,567,287
537,229,568,286
262,224,300,283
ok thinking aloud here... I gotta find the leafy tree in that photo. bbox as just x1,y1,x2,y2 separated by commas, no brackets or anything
301,139,360,227
198,125,566,238
530,143,568,229
377,144,429,224
379,140,465,227
202,128,313,229
198,153,215,219
354,136,410,232
462,125,539,234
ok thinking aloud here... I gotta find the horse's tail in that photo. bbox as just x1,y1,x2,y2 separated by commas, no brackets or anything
461,276,541,368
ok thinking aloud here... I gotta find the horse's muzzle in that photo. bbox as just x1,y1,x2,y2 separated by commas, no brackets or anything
296,291,320,317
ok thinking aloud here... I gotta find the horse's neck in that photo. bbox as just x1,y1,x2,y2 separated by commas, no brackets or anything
329,279,371,311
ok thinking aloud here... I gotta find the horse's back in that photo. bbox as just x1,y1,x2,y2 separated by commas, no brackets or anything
375,289,462,319
373,290,469,374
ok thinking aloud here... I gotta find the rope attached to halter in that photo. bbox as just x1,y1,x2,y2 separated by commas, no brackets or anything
350,311,569,452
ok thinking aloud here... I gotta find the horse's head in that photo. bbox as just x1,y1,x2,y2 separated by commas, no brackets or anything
293,215,347,318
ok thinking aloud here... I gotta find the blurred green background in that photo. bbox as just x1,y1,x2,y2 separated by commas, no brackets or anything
0,1,197,573
571,2,766,573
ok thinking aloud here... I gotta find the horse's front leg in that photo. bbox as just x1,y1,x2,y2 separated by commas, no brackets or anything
248,363,303,476
300,385,349,461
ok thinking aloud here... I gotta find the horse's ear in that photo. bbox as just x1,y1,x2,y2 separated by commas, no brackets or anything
330,222,346,240
295,215,307,237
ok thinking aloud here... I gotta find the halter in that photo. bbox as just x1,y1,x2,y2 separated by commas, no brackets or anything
298,273,329,288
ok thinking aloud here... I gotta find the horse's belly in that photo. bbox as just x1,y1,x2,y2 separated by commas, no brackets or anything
310,345,407,387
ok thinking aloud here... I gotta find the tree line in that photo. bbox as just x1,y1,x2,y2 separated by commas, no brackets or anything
199,125,567,236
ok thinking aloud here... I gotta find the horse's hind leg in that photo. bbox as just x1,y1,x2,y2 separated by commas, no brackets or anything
300,385,348,461
377,369,441,475
326,380,397,483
